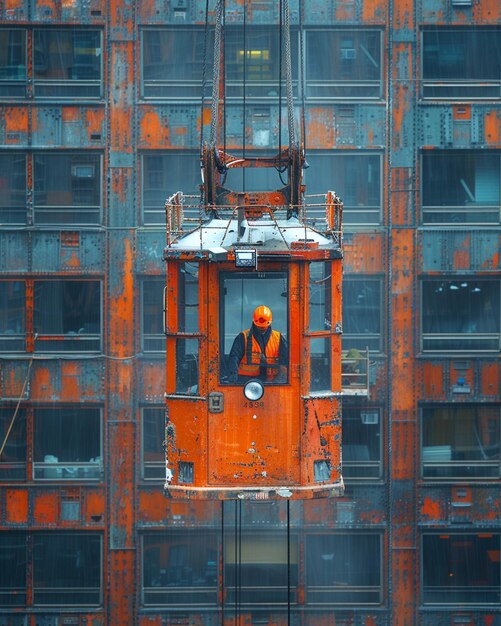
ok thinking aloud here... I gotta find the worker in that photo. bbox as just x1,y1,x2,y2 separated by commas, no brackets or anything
227,305,288,383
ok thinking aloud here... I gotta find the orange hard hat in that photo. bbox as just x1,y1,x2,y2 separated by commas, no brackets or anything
253,305,272,328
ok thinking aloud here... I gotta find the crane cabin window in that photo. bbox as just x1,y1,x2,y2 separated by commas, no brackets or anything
220,272,288,384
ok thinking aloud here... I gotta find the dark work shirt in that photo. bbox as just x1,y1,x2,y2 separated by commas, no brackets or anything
227,324,288,381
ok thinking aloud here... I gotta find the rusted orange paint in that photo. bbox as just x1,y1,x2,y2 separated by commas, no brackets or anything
84,491,105,522
109,239,134,358
423,362,444,398
306,108,335,149
62,107,79,122
421,496,441,520
5,0,25,9
485,111,501,145
33,492,59,525
362,0,387,22
4,106,29,139
60,362,80,400
453,105,471,121
139,109,170,147
336,0,355,21
481,362,499,397
343,233,384,272
5,489,28,524
30,367,52,400
474,0,501,21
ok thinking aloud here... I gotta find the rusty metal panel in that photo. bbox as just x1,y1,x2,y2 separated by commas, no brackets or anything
419,486,501,527
422,362,446,399
0,360,31,401
32,107,105,148
421,231,501,273
137,231,166,273
480,362,500,399
0,232,30,272
31,232,104,273
28,360,105,402
302,486,387,527
31,0,105,23
138,362,165,403
4,489,29,525
0,107,29,146
343,232,385,272
0,0,29,21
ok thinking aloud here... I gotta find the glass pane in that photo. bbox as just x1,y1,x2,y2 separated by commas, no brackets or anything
422,151,500,225
309,261,331,332
220,272,288,384
143,533,218,606
306,30,381,98
34,408,101,480
0,281,25,351
34,30,101,97
343,407,382,479
423,534,501,604
33,534,101,605
306,154,381,225
0,533,26,606
176,338,199,395
178,262,199,333
142,153,201,225
34,280,101,352
310,337,331,393
142,278,165,352
0,153,26,224
422,406,500,479
142,407,164,480
0,407,26,480
306,534,381,604
422,280,500,352
0,29,26,97
224,533,298,606
343,279,382,352
142,30,211,98
34,153,101,225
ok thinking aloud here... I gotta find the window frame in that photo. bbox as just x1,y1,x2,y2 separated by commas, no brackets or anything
141,406,165,481
342,275,384,354
0,28,27,98
342,405,383,481
141,277,165,354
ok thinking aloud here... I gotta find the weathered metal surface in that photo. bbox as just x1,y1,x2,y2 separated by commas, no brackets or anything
421,231,501,273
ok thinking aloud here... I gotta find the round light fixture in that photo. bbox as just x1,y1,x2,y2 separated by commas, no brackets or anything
243,379,264,401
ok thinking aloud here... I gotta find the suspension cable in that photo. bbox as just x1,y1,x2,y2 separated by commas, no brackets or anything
199,0,210,155
209,0,224,148
242,0,247,191
278,0,283,167
283,0,296,149
299,0,307,157
287,500,291,624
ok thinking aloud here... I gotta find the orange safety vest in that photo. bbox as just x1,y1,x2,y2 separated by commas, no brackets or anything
237,328,281,380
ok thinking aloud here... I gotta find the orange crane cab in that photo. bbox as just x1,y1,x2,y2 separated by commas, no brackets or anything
163,143,345,500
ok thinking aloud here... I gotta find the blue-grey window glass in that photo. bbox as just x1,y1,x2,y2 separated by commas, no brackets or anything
34,153,101,225
142,152,201,225
142,278,165,353
33,408,102,481
142,407,164,481
310,337,331,393
34,280,101,352
0,281,25,352
343,406,382,479
142,29,212,99
33,534,102,605
34,29,101,98
0,407,26,481
343,278,382,352
0,533,26,606
422,405,500,479
306,534,382,604
306,153,381,225
422,151,500,225
178,262,199,334
422,29,501,99
0,29,26,96
422,279,500,353
0,152,26,224
175,338,199,396
306,30,382,99
422,534,501,605
309,262,331,332
143,532,218,606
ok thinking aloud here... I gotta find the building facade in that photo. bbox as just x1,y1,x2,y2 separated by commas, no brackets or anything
0,0,500,624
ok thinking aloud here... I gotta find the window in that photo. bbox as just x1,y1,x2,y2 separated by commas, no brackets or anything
422,534,500,605
0,281,25,351
306,30,382,99
33,533,102,605
306,533,382,604
142,152,201,225
421,279,500,353
33,408,102,481
0,407,26,480
422,28,501,99
142,278,165,352
0,532,102,607
34,29,102,98
142,29,211,99
0,29,26,97
0,152,26,224
142,407,164,480
219,272,288,384
34,280,101,352
342,406,382,480
422,405,500,479
343,278,382,352
422,151,500,225
0,533,26,606
142,532,218,606
34,153,101,225
306,153,382,226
